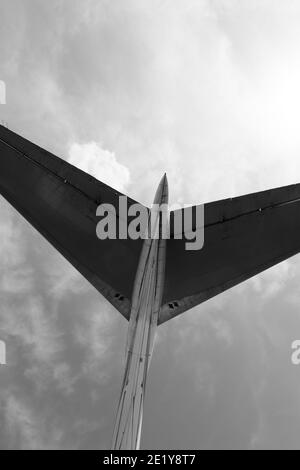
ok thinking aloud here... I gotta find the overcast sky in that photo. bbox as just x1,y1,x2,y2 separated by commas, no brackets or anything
1,0,300,450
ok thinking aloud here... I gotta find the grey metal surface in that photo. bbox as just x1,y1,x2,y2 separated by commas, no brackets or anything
0,124,145,320
111,174,168,450
160,184,300,323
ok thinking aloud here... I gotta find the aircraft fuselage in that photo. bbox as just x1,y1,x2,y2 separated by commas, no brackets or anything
111,174,169,450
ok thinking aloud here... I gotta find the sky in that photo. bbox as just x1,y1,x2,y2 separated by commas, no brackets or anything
1,0,300,449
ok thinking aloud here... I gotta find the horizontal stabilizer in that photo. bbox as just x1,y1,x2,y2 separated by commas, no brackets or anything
159,184,300,323
0,124,145,320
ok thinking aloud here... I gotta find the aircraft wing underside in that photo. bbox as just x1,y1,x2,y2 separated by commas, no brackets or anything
159,184,300,324
0,124,145,320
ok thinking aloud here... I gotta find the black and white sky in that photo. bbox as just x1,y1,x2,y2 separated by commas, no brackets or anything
1,0,300,449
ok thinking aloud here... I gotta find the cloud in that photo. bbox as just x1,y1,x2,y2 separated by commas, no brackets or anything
4,395,44,449
2,0,300,450
71,301,117,385
43,251,90,301
68,142,130,192
3,394,65,449
249,261,296,300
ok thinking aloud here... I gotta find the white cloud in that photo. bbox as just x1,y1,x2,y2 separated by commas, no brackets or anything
72,302,116,384
68,142,130,193
0,267,33,294
4,394,64,449
247,261,295,300
5,395,43,449
45,252,90,301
